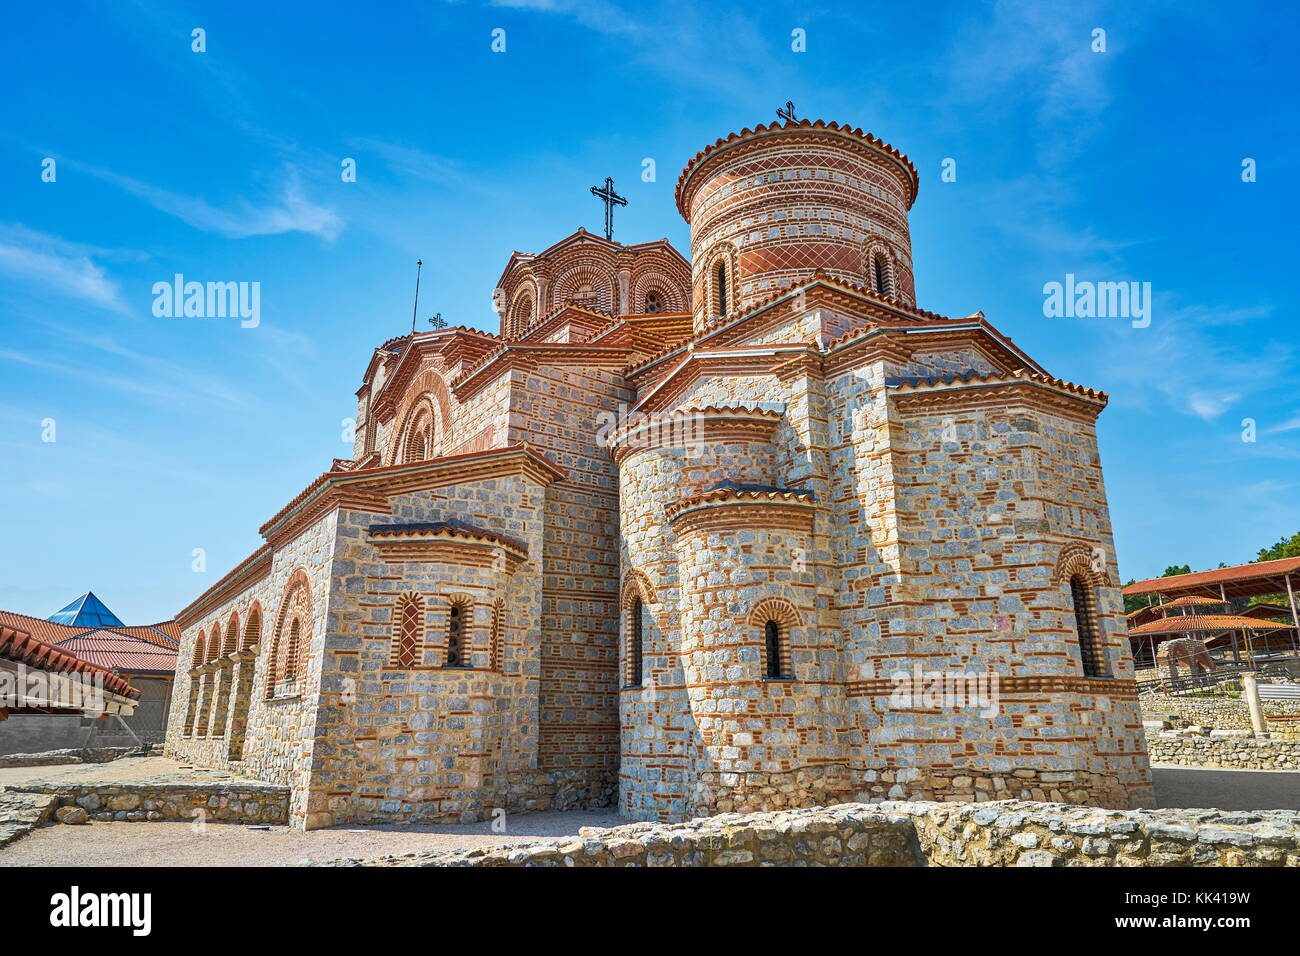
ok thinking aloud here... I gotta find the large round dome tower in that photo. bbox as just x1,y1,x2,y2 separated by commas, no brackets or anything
676,119,920,331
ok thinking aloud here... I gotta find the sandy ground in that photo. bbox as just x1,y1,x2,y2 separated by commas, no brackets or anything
0,756,260,789
0,808,625,866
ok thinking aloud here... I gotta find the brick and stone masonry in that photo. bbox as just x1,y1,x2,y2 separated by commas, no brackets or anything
163,117,1152,827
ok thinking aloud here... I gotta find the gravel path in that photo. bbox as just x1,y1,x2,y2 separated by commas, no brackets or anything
0,808,625,866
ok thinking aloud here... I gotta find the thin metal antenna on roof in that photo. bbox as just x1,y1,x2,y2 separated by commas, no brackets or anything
410,259,423,334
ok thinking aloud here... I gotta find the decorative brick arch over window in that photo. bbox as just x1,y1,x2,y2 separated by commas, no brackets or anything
241,604,262,650
865,241,896,298
704,243,738,319
268,569,312,697
191,631,207,670
620,571,654,688
221,614,240,657
387,366,455,466
1054,544,1112,678
631,269,684,314
390,592,424,668
553,262,616,313
1053,542,1112,588
489,598,505,672
746,597,802,680
397,397,437,464
509,284,536,336
444,593,474,668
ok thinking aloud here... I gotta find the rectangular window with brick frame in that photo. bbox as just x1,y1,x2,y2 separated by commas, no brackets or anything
389,593,424,668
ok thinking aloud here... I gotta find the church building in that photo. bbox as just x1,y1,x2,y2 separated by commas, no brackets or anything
164,117,1153,828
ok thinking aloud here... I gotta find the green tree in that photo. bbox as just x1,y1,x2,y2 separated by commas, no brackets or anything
1258,532,1300,562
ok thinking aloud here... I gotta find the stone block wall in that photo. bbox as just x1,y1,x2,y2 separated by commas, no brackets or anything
299,482,547,828
1146,734,1300,770
1142,694,1300,739
32,782,287,824
165,510,341,826
312,800,1300,867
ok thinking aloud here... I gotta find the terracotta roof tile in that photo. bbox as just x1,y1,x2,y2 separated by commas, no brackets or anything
1127,614,1297,636
888,369,1108,404
52,630,178,675
0,624,139,699
367,521,527,555
1124,556,1300,598
665,485,816,521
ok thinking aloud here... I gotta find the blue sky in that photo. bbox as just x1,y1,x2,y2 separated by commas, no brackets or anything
0,0,1295,623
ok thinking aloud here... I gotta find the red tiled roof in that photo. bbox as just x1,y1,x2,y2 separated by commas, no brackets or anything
0,624,139,699
368,521,528,556
1127,614,1297,636
1160,596,1224,608
665,486,816,521
52,630,178,676
888,369,1108,404
0,609,178,650
1123,556,1300,599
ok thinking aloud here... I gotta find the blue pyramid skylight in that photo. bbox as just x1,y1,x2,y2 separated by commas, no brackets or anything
48,592,125,628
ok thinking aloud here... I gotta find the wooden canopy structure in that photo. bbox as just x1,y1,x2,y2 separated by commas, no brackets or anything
1124,557,1300,668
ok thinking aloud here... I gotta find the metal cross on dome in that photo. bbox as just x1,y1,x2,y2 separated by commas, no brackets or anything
589,177,628,242
777,101,797,122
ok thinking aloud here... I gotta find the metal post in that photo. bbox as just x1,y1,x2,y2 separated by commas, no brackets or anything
1286,573,1300,658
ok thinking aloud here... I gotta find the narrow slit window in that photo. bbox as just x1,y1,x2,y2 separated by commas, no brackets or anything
765,620,785,679
629,598,644,686
1070,575,1107,678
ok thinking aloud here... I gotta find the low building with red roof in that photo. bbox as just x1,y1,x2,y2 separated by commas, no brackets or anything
0,592,178,755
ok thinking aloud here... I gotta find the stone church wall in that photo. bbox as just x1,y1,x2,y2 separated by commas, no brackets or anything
165,510,341,826
301,485,547,827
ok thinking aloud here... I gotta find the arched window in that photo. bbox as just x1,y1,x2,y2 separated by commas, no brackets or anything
764,620,785,679
191,632,207,669
268,572,311,697
401,405,434,464
284,618,301,681
626,598,644,687
872,253,891,296
511,292,534,336
715,262,728,316
221,617,239,657
241,608,261,650
1069,575,1108,677
490,599,505,672
643,290,663,314
445,598,471,667
391,593,424,668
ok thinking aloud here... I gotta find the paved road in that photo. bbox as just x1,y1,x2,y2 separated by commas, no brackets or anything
1152,765,1300,811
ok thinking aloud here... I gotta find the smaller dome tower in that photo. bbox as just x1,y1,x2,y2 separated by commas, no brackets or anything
676,119,920,331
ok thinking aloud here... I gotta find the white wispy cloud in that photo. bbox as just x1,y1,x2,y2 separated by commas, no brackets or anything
1099,298,1287,423
942,0,1114,168
0,224,130,313
69,161,343,241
